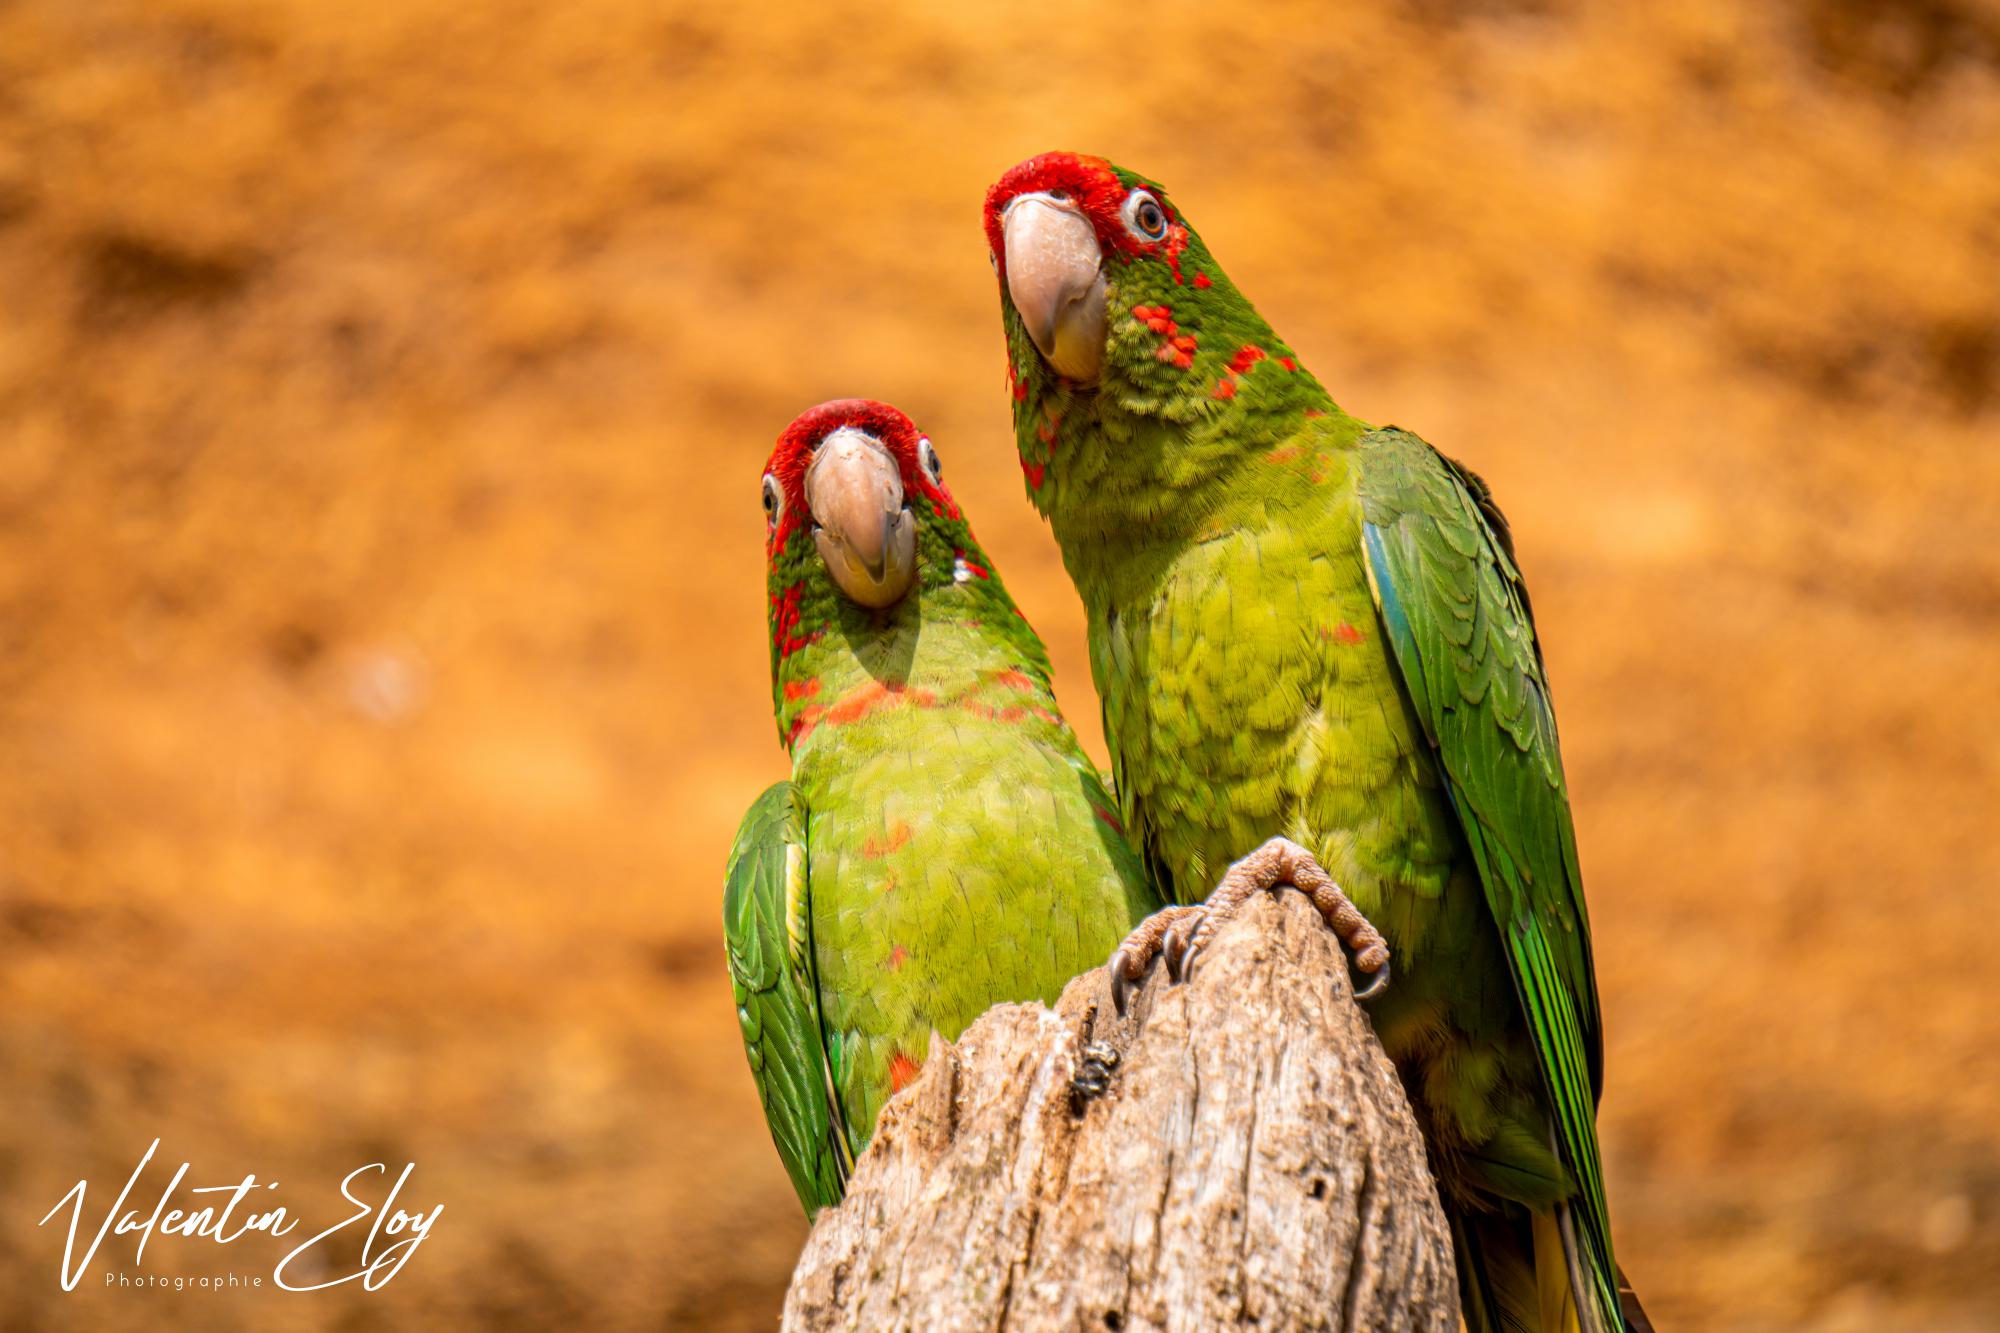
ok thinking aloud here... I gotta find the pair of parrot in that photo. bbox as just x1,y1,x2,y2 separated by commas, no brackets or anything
723,152,1645,1332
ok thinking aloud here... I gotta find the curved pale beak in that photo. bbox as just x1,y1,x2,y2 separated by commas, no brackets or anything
1002,194,1107,383
805,428,918,608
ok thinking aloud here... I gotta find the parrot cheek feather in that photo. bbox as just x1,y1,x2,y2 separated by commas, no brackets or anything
1163,224,1190,283
1226,345,1267,375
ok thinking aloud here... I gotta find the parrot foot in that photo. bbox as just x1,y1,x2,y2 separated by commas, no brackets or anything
1068,1001,1123,1109
1068,1041,1121,1108
1107,838,1391,1017
1108,904,1206,1017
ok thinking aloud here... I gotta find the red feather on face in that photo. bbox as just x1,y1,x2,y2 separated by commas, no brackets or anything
763,399,960,558
982,152,1185,282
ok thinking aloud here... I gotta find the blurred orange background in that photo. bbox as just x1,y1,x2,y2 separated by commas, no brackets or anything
3,1,1997,1328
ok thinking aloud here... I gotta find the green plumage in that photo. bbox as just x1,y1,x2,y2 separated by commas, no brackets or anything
725,405,1161,1216
991,157,1628,1331
723,781,844,1211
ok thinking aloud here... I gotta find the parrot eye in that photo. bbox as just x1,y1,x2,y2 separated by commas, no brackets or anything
760,473,783,530
918,437,943,485
1123,190,1168,243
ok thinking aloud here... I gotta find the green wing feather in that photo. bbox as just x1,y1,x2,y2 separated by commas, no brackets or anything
1356,427,1620,1329
722,781,850,1215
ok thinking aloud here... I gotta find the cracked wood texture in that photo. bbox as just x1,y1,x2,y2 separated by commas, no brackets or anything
781,890,1460,1332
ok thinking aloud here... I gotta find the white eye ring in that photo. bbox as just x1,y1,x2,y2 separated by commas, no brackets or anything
761,473,784,529
918,437,943,484
1122,189,1169,242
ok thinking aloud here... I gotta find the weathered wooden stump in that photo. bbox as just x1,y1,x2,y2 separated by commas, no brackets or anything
782,890,1460,1332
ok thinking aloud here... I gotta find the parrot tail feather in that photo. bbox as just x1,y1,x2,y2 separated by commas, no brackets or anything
1452,1201,1636,1333
1448,1206,1544,1333
1617,1266,1656,1333
1535,1207,1581,1331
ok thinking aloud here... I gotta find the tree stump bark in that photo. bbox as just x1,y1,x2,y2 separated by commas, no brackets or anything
781,890,1460,1332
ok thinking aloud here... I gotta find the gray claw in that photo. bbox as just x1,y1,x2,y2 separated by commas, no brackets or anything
1110,950,1134,1017
1163,928,1189,982
1353,960,1391,1001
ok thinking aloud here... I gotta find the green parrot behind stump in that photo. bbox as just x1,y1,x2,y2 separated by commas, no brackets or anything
985,152,1649,1333
722,399,1166,1214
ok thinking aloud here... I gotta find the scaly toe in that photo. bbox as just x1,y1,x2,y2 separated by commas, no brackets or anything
1163,915,1201,981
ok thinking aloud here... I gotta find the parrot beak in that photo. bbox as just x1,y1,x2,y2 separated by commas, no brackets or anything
1002,193,1107,383
805,427,918,609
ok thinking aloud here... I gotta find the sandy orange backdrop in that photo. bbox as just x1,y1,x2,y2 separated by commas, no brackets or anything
2,1,1997,1329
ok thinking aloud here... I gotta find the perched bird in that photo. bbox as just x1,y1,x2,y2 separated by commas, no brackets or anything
723,399,1166,1214
984,152,1646,1332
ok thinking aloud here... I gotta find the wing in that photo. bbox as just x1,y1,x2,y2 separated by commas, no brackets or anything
722,781,850,1215
1355,428,1620,1325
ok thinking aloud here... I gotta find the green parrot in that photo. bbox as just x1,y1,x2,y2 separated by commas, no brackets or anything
983,153,1647,1333
723,398,1165,1214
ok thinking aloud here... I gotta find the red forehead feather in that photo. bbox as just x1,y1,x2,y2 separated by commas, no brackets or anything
985,152,1178,277
763,399,957,555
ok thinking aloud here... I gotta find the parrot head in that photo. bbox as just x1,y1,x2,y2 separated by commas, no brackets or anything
760,399,1049,746
983,153,1321,515
763,399,953,612
984,152,1204,386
